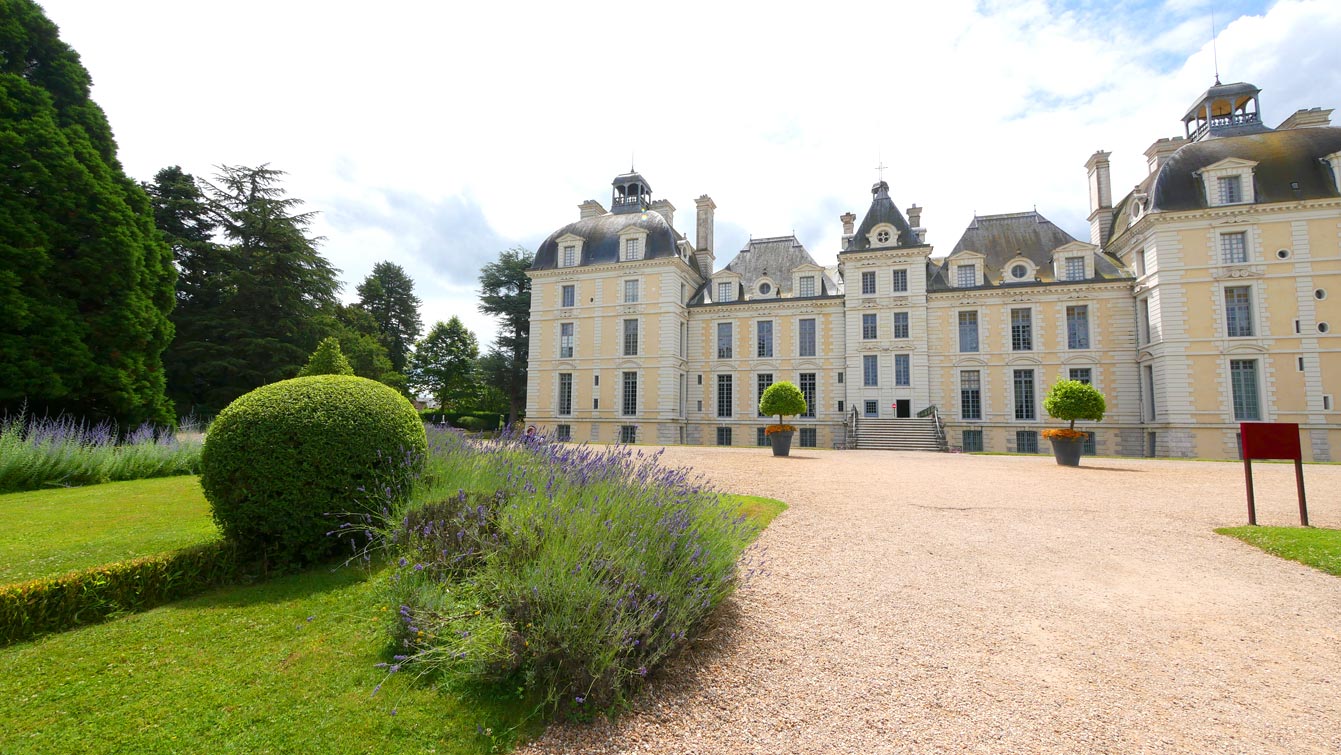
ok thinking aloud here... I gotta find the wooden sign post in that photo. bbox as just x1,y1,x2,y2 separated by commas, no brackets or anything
1240,422,1308,527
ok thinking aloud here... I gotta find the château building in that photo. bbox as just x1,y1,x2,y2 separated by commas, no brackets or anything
525,81,1341,460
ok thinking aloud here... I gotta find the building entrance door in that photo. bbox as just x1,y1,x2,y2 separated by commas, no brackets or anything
895,399,911,418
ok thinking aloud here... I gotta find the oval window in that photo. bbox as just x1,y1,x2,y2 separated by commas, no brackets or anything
876,229,891,244
1011,264,1028,279
758,282,772,295
1277,249,1291,260
1316,289,1327,300
1320,322,1331,334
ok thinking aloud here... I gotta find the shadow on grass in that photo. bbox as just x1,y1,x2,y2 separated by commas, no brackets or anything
172,561,375,610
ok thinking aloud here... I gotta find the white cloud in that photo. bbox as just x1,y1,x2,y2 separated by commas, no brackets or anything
37,0,1341,348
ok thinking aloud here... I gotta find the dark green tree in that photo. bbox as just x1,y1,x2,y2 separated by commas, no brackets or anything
328,303,402,390
0,1,176,427
356,261,422,373
478,247,533,423
408,317,479,410
297,337,354,376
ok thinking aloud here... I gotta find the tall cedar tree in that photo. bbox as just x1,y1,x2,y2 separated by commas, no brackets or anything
0,1,177,427
408,317,479,410
478,247,533,423
356,261,422,373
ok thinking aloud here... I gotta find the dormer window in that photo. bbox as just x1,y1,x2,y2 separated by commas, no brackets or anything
1218,176,1242,204
717,281,734,303
1010,264,1028,280
956,264,978,288
561,245,576,267
1200,157,1257,207
876,229,891,244
799,276,816,297
623,238,642,261
1064,256,1085,281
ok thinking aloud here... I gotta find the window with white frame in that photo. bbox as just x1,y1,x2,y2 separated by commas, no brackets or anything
1011,308,1033,351
717,281,734,302
864,400,878,418
623,319,638,356
960,371,981,420
561,245,576,267
621,372,637,416
958,311,979,353
623,237,642,261
559,322,574,358
1221,232,1248,264
756,373,773,417
894,354,910,387
717,322,733,359
799,373,816,418
757,321,773,358
1139,298,1152,344
1069,367,1092,385
619,424,637,443
799,276,816,297
1218,175,1243,204
623,279,639,303
956,264,977,288
1225,286,1254,337
561,284,575,308
1230,359,1260,420
862,313,878,340
893,311,909,339
1066,305,1090,349
557,373,572,416
861,271,876,295
716,374,733,417
1064,256,1085,281
863,354,878,387
892,269,908,292
799,318,816,357
1013,369,1036,420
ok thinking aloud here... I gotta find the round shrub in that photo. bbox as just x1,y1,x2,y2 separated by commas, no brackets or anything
200,375,427,565
759,380,806,423
1043,379,1106,429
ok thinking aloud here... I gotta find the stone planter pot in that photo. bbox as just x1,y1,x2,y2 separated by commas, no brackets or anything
769,430,795,457
1049,437,1084,467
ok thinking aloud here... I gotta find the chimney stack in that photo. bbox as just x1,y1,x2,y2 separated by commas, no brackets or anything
1143,137,1185,174
650,199,675,228
694,195,717,277
840,212,856,243
578,200,605,220
1085,150,1113,246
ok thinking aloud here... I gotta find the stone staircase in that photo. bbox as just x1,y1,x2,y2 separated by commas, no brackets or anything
852,418,945,452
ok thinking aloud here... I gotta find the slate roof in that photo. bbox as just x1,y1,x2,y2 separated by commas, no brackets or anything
930,210,1127,291
689,235,840,305
531,211,681,271
844,181,921,251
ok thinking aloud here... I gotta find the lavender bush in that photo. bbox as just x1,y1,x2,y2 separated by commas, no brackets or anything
375,426,759,712
0,413,203,493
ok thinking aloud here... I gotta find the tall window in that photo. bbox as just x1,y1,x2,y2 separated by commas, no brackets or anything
716,374,733,418
1218,175,1242,204
623,237,641,261
619,425,636,443
799,373,816,418
863,354,878,387
1221,232,1248,264
559,322,574,358
1066,305,1090,349
623,319,638,356
861,271,876,295
561,245,576,267
894,354,910,387
892,269,908,292
621,372,637,416
561,284,575,308
956,264,977,288
1013,369,1036,420
862,313,878,340
1064,256,1085,281
624,279,639,303
799,276,815,297
1011,308,1033,351
717,281,734,302
960,371,981,420
757,321,773,357
1230,359,1260,420
1139,298,1152,344
557,373,572,416
717,322,733,359
893,311,909,339
799,318,816,357
1069,368,1092,385
958,311,979,353
756,373,773,417
1225,286,1254,337
716,427,732,446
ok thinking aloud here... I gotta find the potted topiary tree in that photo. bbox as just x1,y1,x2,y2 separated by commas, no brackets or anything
1042,379,1106,467
759,380,807,457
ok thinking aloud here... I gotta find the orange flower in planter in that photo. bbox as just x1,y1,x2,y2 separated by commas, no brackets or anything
1041,427,1088,441
764,424,797,436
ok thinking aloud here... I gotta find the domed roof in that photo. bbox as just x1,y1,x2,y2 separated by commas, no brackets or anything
531,209,681,271
1149,127,1341,212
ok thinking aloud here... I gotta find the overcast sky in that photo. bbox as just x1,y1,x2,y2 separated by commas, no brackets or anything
37,0,1341,347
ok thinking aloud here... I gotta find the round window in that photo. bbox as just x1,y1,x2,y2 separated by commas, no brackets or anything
1011,264,1028,279
1277,249,1291,260
758,282,772,295
1316,289,1327,300
876,229,891,244
1320,322,1331,334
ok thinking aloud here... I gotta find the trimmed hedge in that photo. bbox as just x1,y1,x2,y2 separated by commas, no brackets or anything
0,540,240,645
201,376,427,566
417,410,503,431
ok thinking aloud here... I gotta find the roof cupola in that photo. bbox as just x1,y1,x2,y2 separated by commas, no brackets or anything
611,171,652,214
1182,81,1269,141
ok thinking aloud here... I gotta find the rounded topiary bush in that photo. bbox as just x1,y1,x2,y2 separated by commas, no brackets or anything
200,375,428,565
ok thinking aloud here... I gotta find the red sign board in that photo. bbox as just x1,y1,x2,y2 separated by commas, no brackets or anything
1241,422,1302,461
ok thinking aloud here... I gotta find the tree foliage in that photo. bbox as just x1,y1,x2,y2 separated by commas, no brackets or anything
0,1,176,427
1043,379,1106,429
478,247,533,423
759,381,807,424
408,317,480,410
356,261,422,374
297,337,354,377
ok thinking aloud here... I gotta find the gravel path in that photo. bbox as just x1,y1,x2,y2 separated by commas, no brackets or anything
517,449,1341,754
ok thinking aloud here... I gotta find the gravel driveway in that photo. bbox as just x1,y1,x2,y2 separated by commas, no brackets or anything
518,448,1341,755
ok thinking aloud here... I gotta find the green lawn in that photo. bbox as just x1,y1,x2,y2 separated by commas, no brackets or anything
0,476,218,584
1217,525,1341,577
729,494,788,530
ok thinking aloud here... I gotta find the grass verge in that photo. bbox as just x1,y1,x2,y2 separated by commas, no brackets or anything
1216,525,1341,577
725,494,787,531
0,476,217,584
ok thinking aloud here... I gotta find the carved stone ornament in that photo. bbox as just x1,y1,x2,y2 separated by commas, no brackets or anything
1211,265,1265,279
